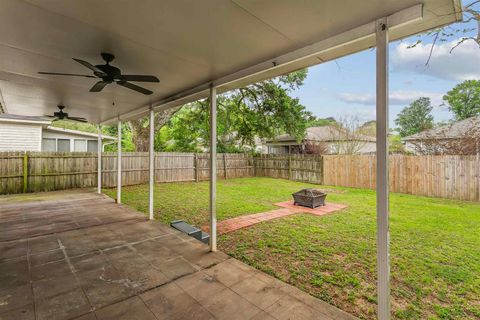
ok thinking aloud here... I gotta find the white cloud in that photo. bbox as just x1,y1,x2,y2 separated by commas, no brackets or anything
392,39,480,81
338,90,444,106
338,108,376,123
337,93,375,105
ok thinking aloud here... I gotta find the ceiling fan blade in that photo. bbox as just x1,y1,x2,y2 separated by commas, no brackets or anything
43,115,56,118
38,72,97,78
117,75,159,82
73,58,106,76
90,81,108,92
117,81,153,95
67,116,88,123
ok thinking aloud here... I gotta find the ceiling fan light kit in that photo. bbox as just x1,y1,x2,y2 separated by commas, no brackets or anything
38,53,159,95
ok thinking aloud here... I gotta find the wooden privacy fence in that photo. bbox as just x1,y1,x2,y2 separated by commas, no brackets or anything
1,152,479,202
254,154,323,184
323,155,480,202
0,152,254,195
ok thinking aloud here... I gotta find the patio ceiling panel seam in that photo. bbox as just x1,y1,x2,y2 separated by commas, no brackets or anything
229,0,295,42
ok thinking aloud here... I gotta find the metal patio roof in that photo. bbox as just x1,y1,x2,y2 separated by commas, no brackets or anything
0,0,461,125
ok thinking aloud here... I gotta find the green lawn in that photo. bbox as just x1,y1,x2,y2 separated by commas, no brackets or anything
103,177,480,319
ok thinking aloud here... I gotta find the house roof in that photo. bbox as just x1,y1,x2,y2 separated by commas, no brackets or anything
44,126,116,141
0,113,51,125
0,113,116,140
0,1,461,124
267,126,376,144
402,116,480,141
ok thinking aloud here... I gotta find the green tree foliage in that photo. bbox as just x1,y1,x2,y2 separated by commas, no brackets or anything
50,120,98,133
443,80,480,120
395,97,434,138
102,123,135,152
358,120,376,137
157,70,311,152
389,134,406,154
305,116,337,128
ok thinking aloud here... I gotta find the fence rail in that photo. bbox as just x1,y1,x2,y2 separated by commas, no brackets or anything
1,152,479,202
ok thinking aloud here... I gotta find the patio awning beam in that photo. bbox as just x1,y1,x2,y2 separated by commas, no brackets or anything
97,125,102,194
376,17,390,320
149,107,155,220
100,4,423,125
117,120,122,204
209,85,217,252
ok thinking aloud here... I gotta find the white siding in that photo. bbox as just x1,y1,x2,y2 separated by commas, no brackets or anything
0,122,42,151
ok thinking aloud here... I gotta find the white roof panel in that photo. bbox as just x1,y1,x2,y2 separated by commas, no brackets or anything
0,0,462,124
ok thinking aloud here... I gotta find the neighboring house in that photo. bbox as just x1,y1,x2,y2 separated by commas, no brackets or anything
402,116,480,155
0,114,115,152
266,126,376,154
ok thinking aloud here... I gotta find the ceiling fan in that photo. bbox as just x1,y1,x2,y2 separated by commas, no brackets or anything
45,105,88,123
39,53,159,95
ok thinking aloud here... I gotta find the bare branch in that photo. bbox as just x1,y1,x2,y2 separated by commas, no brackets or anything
425,31,440,66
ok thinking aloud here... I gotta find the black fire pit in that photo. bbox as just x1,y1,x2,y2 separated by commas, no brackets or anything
292,189,327,209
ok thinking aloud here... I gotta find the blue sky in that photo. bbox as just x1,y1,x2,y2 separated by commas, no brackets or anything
293,4,480,128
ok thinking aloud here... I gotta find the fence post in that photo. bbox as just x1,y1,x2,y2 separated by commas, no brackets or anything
223,154,227,179
23,152,28,193
288,154,292,180
194,154,199,182
477,153,480,202
253,155,256,177
319,155,324,185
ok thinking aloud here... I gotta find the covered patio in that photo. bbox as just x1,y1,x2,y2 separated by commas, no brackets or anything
0,1,461,319
0,189,356,320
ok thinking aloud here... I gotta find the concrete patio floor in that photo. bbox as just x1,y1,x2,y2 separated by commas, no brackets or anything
0,189,357,320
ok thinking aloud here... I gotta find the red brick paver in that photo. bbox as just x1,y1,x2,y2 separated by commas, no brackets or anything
274,200,348,216
203,201,347,235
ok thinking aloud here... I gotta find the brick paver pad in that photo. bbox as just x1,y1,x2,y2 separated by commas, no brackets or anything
203,201,347,235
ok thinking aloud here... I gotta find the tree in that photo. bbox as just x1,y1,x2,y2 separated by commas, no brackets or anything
409,1,480,65
409,120,480,155
127,106,181,152
306,116,337,128
158,70,311,152
102,123,136,152
443,80,480,120
328,116,369,154
358,120,376,137
395,97,434,138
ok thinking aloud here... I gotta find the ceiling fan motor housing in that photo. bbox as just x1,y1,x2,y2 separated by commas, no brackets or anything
53,110,67,119
95,64,121,83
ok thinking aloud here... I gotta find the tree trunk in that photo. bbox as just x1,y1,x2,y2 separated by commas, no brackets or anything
129,106,181,152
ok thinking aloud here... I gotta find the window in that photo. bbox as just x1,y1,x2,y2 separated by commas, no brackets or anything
87,140,98,152
42,138,56,151
57,139,70,152
74,139,87,152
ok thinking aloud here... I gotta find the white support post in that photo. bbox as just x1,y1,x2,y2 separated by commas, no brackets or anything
97,125,102,194
376,18,390,320
209,85,217,252
148,108,155,220
117,120,122,204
